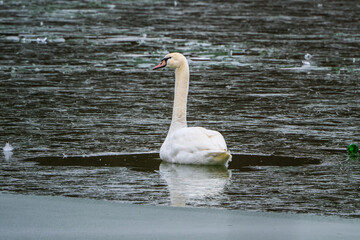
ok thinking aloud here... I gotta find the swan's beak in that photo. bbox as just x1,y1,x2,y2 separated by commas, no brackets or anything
153,60,167,70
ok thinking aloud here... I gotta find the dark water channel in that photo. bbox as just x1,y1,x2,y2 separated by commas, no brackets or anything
1,0,359,217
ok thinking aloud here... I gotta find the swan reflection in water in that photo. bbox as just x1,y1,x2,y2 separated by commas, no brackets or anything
159,162,231,207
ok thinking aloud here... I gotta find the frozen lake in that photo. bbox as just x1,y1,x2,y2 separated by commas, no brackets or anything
0,0,359,217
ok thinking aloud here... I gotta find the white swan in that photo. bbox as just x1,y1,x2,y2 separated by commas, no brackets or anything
153,53,231,165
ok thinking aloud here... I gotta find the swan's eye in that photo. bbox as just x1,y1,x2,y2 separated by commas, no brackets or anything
161,56,172,62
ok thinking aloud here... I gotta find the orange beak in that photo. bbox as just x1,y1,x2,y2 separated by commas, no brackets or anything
153,59,167,70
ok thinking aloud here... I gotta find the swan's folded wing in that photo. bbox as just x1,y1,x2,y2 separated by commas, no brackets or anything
161,127,230,164
198,128,228,151
171,127,227,152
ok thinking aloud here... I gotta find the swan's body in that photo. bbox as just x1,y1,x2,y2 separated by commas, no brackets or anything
153,53,231,165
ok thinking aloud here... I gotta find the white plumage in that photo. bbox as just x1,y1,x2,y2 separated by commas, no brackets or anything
160,127,230,165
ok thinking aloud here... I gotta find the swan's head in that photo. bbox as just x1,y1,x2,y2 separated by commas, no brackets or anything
153,53,187,70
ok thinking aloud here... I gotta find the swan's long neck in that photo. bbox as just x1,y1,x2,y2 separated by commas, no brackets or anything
168,60,189,134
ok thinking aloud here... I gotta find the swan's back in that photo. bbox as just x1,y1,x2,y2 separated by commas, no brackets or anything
160,127,231,165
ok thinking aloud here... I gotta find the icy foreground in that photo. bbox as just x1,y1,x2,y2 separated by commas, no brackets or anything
0,193,359,240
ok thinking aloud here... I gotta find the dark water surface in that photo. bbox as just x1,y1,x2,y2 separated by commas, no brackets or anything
1,0,359,217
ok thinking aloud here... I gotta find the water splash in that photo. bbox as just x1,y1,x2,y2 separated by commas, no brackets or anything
302,53,313,67
3,143,14,161
36,37,48,44
3,143,14,152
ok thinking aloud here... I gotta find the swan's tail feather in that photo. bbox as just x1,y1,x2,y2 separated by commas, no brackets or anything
206,151,232,165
